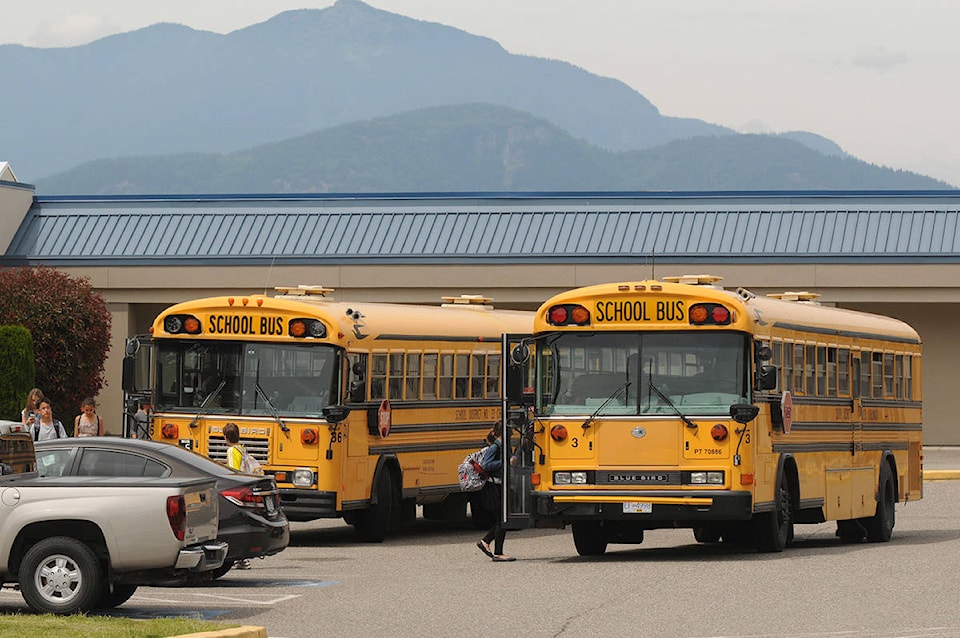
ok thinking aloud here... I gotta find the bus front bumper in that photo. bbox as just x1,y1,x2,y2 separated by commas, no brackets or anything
534,489,754,524
278,488,338,522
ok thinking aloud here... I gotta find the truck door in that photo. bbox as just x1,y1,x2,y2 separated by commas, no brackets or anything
501,334,536,531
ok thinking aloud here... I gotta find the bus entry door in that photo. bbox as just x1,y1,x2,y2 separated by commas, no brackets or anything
502,333,536,531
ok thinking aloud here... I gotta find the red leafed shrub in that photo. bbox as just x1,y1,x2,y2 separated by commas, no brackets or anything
0,267,112,429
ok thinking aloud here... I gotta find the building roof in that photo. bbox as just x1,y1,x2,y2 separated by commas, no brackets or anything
6,190,960,266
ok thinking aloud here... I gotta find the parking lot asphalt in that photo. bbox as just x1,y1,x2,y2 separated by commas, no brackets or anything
172,445,960,638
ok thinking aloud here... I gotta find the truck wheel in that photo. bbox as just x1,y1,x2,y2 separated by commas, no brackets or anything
96,583,138,609
19,536,103,615
572,521,608,556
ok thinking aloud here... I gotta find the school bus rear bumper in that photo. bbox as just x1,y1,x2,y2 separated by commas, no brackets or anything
534,489,754,522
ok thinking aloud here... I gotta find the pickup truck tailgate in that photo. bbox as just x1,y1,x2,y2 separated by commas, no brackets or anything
182,480,219,544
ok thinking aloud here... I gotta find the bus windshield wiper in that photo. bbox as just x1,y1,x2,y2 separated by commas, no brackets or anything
189,380,225,429
255,383,290,433
648,380,698,429
580,382,630,430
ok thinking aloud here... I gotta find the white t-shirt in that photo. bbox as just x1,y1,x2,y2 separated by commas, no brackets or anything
32,421,67,441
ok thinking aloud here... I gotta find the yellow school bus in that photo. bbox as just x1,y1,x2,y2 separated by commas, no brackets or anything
501,275,922,554
128,286,532,541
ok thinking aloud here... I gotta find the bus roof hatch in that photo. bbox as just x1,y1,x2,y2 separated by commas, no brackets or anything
441,294,494,309
663,274,724,286
274,285,335,297
768,291,821,303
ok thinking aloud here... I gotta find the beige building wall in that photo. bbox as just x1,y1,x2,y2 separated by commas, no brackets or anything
68,261,956,445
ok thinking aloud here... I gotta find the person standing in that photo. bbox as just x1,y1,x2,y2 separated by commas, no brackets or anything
74,397,105,437
132,401,151,439
31,398,68,441
21,388,44,429
476,421,516,562
222,422,252,569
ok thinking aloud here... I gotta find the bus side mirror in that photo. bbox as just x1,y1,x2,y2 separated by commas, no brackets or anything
730,403,760,424
322,405,351,424
756,365,778,391
348,381,365,403
122,356,136,392
506,363,525,404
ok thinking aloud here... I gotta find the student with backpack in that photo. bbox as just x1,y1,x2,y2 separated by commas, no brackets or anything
31,398,68,441
222,422,261,569
475,421,516,562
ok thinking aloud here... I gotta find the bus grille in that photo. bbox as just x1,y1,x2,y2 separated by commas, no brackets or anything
208,436,270,465
596,471,682,486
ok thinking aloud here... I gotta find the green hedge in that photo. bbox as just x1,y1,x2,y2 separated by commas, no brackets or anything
0,325,35,422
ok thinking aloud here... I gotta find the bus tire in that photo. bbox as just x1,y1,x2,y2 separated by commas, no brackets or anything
693,526,722,543
19,536,103,615
756,478,792,553
836,519,866,543
864,462,895,542
354,471,395,543
572,521,608,556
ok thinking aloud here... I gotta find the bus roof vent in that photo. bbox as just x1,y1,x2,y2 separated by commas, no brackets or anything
441,294,494,309
274,285,335,297
662,274,724,287
768,291,821,303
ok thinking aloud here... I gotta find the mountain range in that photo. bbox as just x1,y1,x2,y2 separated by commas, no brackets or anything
1,0,951,192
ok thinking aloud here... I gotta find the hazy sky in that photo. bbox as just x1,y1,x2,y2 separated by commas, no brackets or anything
2,0,958,187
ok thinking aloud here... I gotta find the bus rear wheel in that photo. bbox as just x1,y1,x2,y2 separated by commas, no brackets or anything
864,462,895,542
572,521,608,556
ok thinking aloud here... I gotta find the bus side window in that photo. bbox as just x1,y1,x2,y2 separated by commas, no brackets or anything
406,353,422,400
423,353,438,399
389,352,404,400
486,354,501,398
860,350,871,398
371,352,387,401
455,353,470,398
471,353,484,398
904,355,913,400
837,348,850,396
439,353,454,399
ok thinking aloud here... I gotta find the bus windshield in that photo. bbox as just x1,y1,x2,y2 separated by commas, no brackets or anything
155,340,340,416
537,332,749,417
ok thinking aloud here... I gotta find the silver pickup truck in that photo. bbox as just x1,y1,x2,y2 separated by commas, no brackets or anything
0,420,227,614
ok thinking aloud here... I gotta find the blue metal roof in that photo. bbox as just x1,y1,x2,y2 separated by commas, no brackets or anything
7,190,960,266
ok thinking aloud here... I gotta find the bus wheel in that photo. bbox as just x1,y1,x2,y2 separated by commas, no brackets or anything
354,471,395,543
572,521,608,556
865,462,895,542
836,520,866,544
756,479,792,553
693,526,722,543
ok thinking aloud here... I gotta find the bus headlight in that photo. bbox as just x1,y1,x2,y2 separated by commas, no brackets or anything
292,469,315,487
554,471,588,485
689,471,724,485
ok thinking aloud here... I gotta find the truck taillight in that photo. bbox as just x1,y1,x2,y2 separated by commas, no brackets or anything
166,495,186,541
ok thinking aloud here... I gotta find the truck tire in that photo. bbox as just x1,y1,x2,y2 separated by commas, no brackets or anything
96,583,138,609
19,536,104,615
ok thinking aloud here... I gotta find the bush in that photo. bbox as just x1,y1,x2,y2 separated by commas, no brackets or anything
0,267,112,429
0,326,35,421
